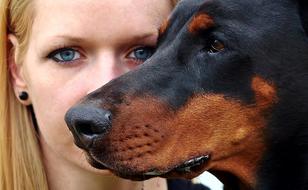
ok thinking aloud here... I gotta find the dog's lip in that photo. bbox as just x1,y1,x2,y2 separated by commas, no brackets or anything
86,152,210,179
174,154,210,172
86,153,108,170
144,154,210,176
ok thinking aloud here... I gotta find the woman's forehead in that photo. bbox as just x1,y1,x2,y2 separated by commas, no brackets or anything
32,0,172,28
31,0,171,46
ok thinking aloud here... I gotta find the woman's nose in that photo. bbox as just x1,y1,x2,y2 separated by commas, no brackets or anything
86,59,125,95
65,105,112,149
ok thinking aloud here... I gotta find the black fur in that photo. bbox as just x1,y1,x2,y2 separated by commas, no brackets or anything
65,0,308,189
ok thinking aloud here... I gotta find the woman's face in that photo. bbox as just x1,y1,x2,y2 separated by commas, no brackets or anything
14,0,172,174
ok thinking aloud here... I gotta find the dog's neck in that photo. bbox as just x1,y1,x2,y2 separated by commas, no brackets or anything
212,155,260,190
213,141,308,190
210,142,265,190
256,111,308,189
256,143,308,190
212,171,252,190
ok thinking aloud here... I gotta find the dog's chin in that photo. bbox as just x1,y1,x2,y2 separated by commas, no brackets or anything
152,155,211,180
86,154,211,181
86,154,108,170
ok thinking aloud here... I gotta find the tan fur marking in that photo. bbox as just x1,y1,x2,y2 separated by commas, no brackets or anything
170,94,267,187
104,94,267,186
98,76,277,188
252,76,277,109
188,13,214,34
159,19,170,35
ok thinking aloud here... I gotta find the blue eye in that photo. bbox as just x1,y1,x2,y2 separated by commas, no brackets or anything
128,47,154,61
48,48,81,63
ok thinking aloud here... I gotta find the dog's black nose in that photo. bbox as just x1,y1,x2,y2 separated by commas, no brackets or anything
65,105,112,149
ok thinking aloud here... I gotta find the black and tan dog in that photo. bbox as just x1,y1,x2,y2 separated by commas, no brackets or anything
65,0,308,189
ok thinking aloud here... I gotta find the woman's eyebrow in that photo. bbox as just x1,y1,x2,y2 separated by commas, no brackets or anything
36,36,86,54
47,35,90,44
46,32,158,44
114,31,159,45
59,29,157,39
130,32,158,41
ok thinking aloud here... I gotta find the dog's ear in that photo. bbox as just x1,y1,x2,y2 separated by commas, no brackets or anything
297,0,308,35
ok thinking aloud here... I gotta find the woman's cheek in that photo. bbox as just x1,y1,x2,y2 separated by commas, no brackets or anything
32,79,90,145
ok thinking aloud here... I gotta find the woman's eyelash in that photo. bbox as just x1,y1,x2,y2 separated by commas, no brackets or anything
126,46,155,61
46,46,155,67
47,47,82,64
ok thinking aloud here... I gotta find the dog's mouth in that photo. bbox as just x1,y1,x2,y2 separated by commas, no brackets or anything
144,155,210,176
175,155,210,172
86,153,210,180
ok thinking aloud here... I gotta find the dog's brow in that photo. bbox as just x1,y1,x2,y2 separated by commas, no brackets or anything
159,18,170,35
188,13,214,34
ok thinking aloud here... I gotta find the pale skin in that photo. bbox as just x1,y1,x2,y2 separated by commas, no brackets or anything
9,0,172,189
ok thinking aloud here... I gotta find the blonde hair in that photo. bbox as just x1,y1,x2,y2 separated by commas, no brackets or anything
0,0,48,190
0,0,180,189
1,0,49,189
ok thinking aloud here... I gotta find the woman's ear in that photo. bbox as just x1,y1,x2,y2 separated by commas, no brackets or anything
8,34,31,105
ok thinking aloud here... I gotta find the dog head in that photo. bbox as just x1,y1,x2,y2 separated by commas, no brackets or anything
65,0,308,188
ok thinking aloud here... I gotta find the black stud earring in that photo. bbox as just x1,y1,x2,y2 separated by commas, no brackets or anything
19,91,29,101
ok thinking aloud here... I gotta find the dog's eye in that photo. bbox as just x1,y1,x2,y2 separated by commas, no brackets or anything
207,39,225,54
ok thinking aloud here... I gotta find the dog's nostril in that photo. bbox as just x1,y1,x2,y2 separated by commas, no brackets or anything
75,120,107,136
65,106,112,149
